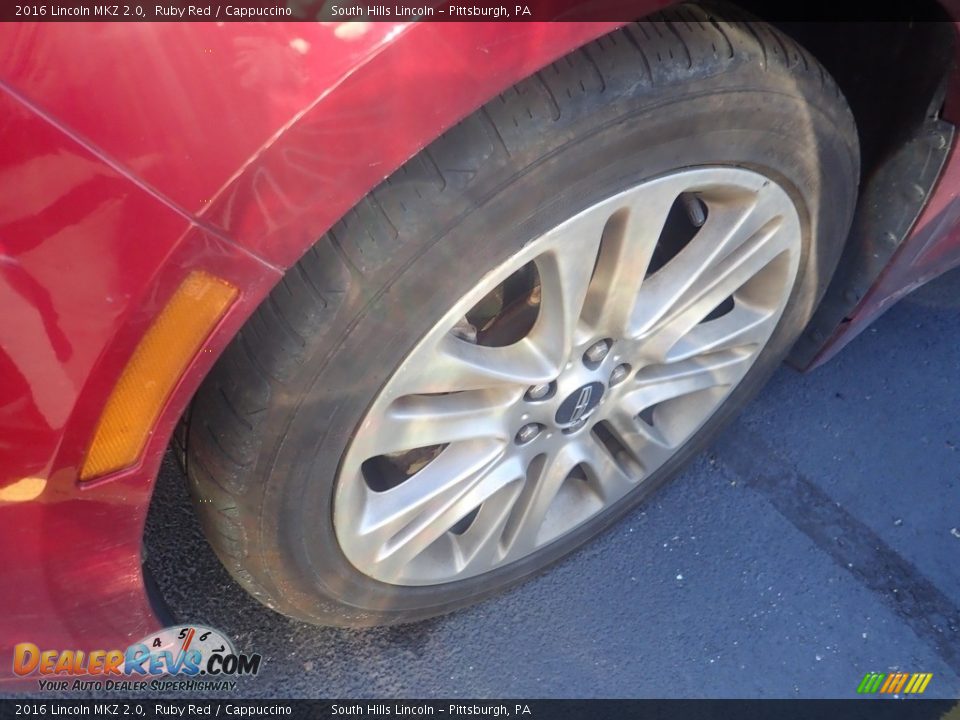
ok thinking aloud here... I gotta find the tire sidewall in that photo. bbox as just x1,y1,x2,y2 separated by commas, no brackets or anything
254,86,856,623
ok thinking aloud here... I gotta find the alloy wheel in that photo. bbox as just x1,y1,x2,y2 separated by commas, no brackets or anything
333,167,802,585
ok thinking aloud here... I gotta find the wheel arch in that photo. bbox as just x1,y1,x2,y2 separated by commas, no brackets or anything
194,20,641,270
196,8,960,375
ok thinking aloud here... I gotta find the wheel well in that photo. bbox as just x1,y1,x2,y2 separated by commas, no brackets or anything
733,8,957,178
726,7,959,367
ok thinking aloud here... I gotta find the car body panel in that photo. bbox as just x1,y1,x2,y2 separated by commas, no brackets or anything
0,18,634,676
0,82,283,670
0,20,635,266
0,10,958,675
0,22,405,219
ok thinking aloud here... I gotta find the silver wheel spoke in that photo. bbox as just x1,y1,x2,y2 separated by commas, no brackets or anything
501,446,580,560
528,205,619,364
603,407,675,472
665,301,779,363
577,434,637,502
631,185,795,361
620,350,754,419
334,168,802,585
357,441,503,537
579,185,680,337
357,447,521,581
391,335,558,396
352,391,513,458
457,480,526,573
531,243,601,367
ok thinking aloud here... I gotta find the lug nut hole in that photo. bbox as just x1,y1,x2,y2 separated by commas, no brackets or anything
609,363,631,387
583,339,612,367
525,382,555,402
515,423,543,445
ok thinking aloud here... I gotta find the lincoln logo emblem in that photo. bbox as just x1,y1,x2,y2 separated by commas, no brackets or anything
555,381,605,427
569,386,594,424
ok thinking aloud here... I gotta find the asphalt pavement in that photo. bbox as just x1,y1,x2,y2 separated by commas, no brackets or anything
144,266,960,699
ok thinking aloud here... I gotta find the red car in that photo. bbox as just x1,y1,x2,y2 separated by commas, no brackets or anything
3,6,960,672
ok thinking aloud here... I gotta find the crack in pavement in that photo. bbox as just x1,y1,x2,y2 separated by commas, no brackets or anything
714,425,960,678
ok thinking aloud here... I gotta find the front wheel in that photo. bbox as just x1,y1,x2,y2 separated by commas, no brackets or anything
186,5,859,626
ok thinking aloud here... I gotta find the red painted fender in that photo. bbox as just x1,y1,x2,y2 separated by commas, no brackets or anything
0,18,662,671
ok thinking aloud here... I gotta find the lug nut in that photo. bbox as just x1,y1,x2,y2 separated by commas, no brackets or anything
609,363,631,387
525,382,553,401
515,423,541,445
583,339,611,365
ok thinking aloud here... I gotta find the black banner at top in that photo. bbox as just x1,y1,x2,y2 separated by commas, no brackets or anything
0,0,955,22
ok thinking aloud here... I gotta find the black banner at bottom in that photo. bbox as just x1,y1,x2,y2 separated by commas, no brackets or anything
0,699,958,720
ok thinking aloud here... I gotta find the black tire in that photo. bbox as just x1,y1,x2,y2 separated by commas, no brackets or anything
186,4,859,627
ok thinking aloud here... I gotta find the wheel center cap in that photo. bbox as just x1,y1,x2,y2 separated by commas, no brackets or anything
555,381,605,428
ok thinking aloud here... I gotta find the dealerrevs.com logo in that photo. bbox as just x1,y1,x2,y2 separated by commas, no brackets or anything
13,625,262,692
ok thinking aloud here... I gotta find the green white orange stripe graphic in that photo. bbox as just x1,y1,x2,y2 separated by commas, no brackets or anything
857,672,933,694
